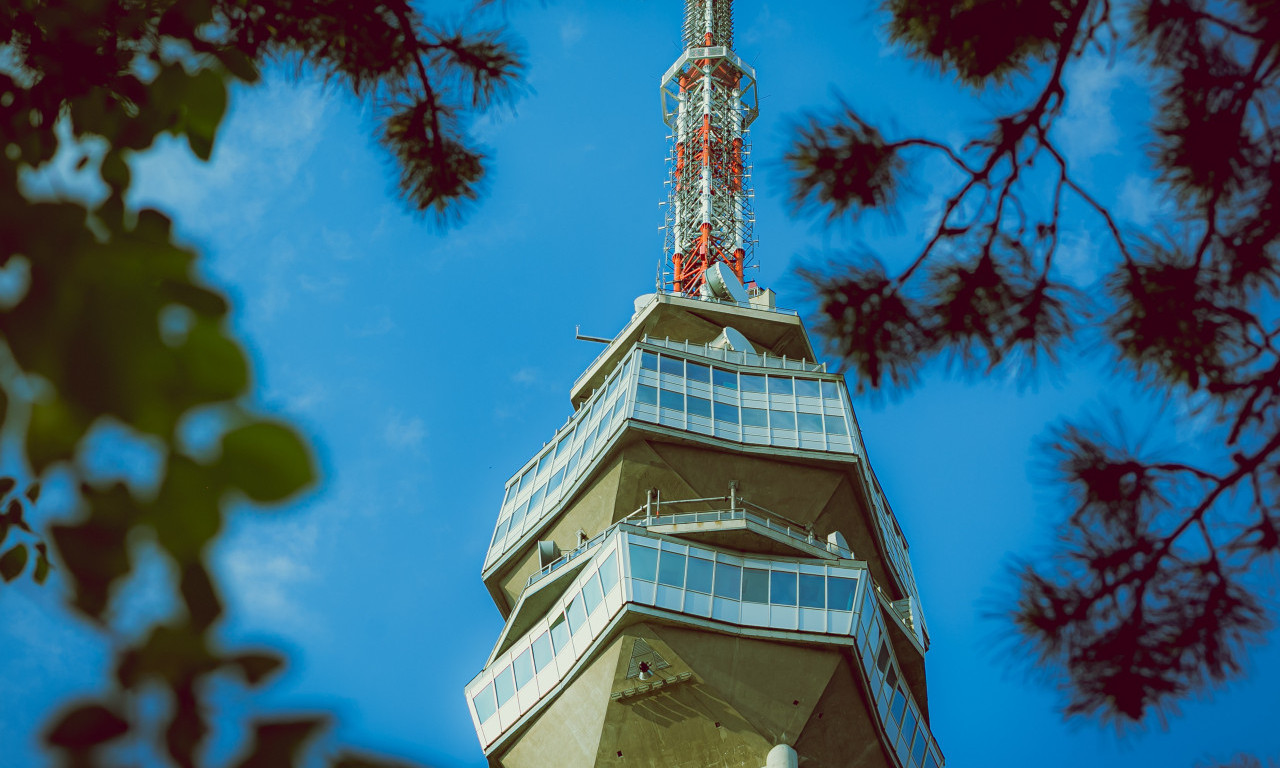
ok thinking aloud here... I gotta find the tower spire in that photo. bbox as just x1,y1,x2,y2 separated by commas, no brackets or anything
661,0,758,299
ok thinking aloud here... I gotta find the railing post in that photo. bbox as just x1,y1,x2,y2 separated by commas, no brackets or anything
645,488,654,521
729,480,738,511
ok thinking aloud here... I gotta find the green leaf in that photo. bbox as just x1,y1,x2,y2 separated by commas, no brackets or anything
0,543,27,581
27,398,86,474
45,702,129,748
182,69,227,161
25,482,39,502
150,455,223,561
33,544,51,584
7,498,29,531
180,561,222,630
219,422,315,503
234,718,328,768
0,477,15,497
229,651,285,686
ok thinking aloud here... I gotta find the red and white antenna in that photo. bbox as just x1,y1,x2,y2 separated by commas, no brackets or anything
660,0,758,299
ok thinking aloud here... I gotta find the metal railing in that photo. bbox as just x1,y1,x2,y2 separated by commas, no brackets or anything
640,335,826,373
525,529,609,588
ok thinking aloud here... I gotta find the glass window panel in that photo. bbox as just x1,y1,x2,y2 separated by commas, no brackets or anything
582,573,604,615
606,374,619,400
494,666,515,705
828,576,857,611
824,414,848,435
554,437,569,459
795,378,821,397
550,613,570,654
581,428,597,455
797,412,824,433
886,665,899,691
509,499,529,530
566,448,582,475
767,376,794,395
687,361,710,382
637,384,658,406
517,471,533,493
532,631,553,671
712,368,738,389
641,351,658,370
742,568,769,603
714,403,739,425
821,380,839,399
536,453,551,476
659,356,684,376
891,688,907,723
771,410,796,431
566,593,586,633
902,706,918,744
688,395,712,418
513,648,534,690
741,373,766,393
657,551,686,587
742,407,768,427
659,388,685,411
548,467,566,494
714,562,741,599
473,683,497,722
876,642,891,674
599,551,620,594
686,555,714,593
491,518,509,547
798,574,825,608
925,750,940,768
770,571,798,606
630,543,659,581
529,484,546,511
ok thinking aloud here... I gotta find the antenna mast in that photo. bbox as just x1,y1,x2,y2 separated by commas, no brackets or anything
660,0,758,298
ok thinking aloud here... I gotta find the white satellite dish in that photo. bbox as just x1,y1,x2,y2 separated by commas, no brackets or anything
709,326,756,353
704,261,749,303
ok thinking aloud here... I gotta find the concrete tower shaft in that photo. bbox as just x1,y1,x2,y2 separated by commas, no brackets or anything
661,0,758,298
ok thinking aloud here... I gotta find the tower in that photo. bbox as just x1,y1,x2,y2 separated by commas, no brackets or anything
465,3,945,767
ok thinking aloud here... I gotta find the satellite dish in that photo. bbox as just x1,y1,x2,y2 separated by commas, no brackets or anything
709,326,756,353
704,261,749,303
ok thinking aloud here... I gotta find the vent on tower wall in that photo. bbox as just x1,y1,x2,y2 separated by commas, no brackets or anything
626,638,671,680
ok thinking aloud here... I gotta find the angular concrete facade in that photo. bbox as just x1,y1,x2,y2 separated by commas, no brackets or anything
465,4,944,766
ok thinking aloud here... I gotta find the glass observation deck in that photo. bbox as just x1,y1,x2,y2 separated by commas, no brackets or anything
465,526,945,768
483,338,923,614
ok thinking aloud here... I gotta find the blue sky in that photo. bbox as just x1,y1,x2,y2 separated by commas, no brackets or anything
1,1,1277,766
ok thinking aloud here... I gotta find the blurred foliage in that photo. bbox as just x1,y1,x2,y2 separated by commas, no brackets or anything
788,0,1279,733
1,0,522,765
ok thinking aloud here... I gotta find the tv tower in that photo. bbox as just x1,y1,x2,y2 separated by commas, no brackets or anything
465,3,945,767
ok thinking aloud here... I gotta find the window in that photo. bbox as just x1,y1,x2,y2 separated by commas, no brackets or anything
712,368,737,389
532,631,553,671
513,648,534,690
630,543,658,581
659,387,684,411
582,573,604,614
688,396,712,418
659,356,684,376
742,407,768,427
824,414,848,435
509,499,529,531
641,351,658,370
771,410,796,431
491,518,509,548
821,380,839,399
890,687,907,724
714,403,738,425
770,571,798,605
901,708,919,756
687,555,714,593
528,484,546,512
599,551,620,594
554,437,569,459
637,384,658,406
714,562,741,599
796,379,821,397
566,593,586,633
547,467,566,494
741,373,766,393
550,613,570,654
799,574,825,608
687,361,710,382
767,376,793,395
472,683,497,722
517,470,533,493
605,374,619,400
494,666,515,706
536,452,551,476
876,642,891,674
742,568,769,603
828,576,856,611
658,551,686,587
798,412,824,433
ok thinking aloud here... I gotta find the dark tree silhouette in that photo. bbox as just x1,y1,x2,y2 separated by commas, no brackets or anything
787,0,1279,728
1,1,521,765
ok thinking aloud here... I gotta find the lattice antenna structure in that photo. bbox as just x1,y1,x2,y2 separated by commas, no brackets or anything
660,0,758,298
